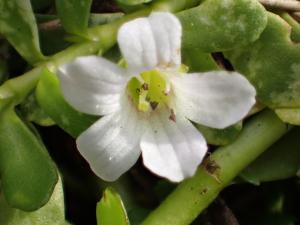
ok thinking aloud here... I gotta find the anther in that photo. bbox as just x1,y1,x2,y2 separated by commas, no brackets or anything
142,83,149,91
150,101,158,110
169,109,176,122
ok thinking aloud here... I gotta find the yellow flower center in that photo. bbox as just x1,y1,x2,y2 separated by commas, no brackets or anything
127,69,170,112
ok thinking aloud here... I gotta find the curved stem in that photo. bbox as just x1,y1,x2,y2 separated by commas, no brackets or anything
0,67,42,110
152,0,201,12
141,110,290,225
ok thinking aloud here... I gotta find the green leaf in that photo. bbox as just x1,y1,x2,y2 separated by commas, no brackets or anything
55,0,92,36
273,14,300,125
37,13,123,55
275,108,300,125
0,176,70,225
36,12,124,26
240,127,300,185
89,13,124,27
0,106,58,211
0,0,45,64
225,13,300,110
195,122,243,146
36,68,97,137
19,93,55,126
116,0,152,6
179,0,268,52
182,48,218,72
97,188,130,225
281,13,300,43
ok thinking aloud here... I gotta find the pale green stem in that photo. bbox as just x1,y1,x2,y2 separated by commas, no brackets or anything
0,67,43,111
151,0,202,12
141,110,290,225
281,12,300,40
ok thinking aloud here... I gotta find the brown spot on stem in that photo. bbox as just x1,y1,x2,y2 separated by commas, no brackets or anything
200,188,208,195
202,155,222,183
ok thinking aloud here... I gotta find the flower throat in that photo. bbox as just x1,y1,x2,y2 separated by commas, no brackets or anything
127,69,170,112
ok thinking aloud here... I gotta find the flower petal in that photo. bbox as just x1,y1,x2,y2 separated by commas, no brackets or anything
77,98,144,181
117,12,182,73
171,71,256,129
140,109,207,182
117,17,157,73
149,12,182,69
58,56,128,116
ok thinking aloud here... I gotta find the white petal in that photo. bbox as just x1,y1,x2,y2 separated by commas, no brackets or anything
171,71,256,129
58,56,128,116
117,12,182,73
76,98,144,181
117,18,157,73
149,12,182,69
140,109,207,182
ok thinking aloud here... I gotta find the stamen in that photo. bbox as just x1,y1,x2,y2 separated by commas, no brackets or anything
169,109,176,122
163,81,171,96
142,83,149,91
127,69,174,112
150,101,159,110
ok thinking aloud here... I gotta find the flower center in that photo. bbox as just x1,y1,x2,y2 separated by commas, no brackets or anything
127,69,170,112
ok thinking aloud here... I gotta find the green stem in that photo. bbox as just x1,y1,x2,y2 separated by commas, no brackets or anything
141,110,289,225
280,13,300,42
0,41,103,107
0,67,42,110
87,8,151,42
86,0,203,42
151,0,202,12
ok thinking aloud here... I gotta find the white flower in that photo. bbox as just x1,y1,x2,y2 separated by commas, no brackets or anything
57,12,256,182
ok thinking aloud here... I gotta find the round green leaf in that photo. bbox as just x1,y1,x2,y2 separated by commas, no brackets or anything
0,176,69,225
55,0,92,36
97,188,130,225
195,122,243,146
240,127,300,185
182,47,218,72
179,0,268,52
0,0,45,64
225,13,300,109
0,107,58,211
19,93,55,126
